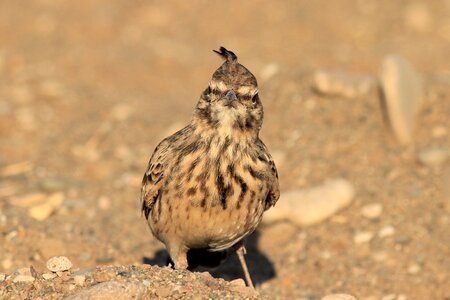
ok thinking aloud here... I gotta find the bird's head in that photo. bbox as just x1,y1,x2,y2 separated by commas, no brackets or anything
193,47,263,137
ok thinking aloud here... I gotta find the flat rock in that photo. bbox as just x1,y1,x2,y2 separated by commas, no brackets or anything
360,203,383,219
353,231,374,244
28,192,64,221
263,179,355,226
46,256,73,272
417,147,449,167
314,70,374,99
379,55,423,144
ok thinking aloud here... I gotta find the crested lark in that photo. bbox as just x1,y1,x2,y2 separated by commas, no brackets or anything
141,47,280,288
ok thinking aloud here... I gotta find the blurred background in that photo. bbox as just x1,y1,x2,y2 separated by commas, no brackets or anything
0,1,449,299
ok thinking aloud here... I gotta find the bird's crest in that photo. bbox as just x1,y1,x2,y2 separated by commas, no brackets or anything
213,47,237,63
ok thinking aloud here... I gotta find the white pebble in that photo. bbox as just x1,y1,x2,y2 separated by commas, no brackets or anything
407,263,421,274
361,203,383,219
432,125,447,138
353,231,374,244
0,273,6,281
42,272,57,280
417,147,449,168
46,256,73,272
378,225,396,238
379,55,423,144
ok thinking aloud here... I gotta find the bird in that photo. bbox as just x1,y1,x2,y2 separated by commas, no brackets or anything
140,47,280,288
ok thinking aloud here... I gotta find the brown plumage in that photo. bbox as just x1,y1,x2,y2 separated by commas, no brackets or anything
140,47,280,288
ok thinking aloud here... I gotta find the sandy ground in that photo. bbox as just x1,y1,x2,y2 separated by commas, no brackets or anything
1,1,449,299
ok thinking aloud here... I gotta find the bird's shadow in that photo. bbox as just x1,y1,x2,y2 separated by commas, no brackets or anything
142,230,276,286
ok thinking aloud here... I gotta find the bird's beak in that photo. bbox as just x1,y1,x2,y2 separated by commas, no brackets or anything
224,90,237,106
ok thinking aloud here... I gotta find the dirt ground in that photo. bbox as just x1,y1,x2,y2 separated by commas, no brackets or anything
0,1,449,299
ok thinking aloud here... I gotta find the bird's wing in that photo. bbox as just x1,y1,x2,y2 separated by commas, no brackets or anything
264,151,280,210
140,139,172,219
256,140,280,210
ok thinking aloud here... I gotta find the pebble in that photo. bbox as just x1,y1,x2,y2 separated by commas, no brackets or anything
313,70,374,99
46,256,73,272
407,263,421,274
0,273,5,281
432,125,447,138
417,147,449,168
2,258,12,269
229,278,246,287
73,274,86,286
378,225,396,238
353,231,374,244
42,273,57,280
13,275,35,283
403,2,433,32
98,196,111,210
263,178,355,226
321,294,357,300
379,55,423,144
28,192,65,221
361,203,383,219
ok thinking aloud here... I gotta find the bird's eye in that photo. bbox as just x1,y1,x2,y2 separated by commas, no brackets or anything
251,93,259,104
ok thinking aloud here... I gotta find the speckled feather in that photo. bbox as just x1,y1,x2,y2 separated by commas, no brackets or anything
140,47,280,270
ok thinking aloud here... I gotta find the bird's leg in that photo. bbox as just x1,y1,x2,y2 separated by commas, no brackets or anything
235,244,254,289
168,244,188,270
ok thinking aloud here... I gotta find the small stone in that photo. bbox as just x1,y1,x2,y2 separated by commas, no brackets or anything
361,203,383,219
0,273,5,281
313,70,374,99
73,274,86,286
354,231,374,244
432,125,447,138
263,179,355,226
417,147,449,168
407,263,421,274
404,2,433,33
46,256,73,272
378,225,396,238
29,192,65,221
321,294,357,300
98,196,111,210
142,279,151,287
379,55,423,144
2,258,12,269
382,294,397,300
13,275,35,283
397,294,407,300
42,273,57,280
230,278,246,287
